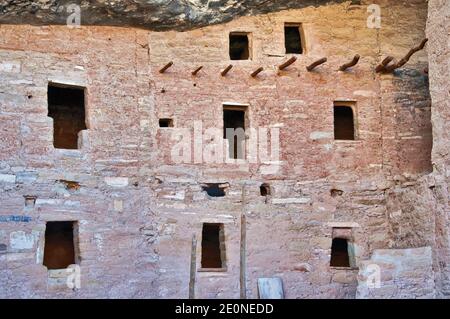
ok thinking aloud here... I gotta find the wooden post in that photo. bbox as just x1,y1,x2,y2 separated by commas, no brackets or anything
376,38,428,73
221,65,233,76
189,234,197,299
192,66,203,76
339,54,360,71
278,56,297,70
159,61,173,73
388,38,428,71
251,67,264,77
375,56,394,73
240,213,247,299
306,57,327,71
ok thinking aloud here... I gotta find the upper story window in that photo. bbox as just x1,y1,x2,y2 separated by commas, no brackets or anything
201,183,226,197
284,23,304,54
223,105,247,159
48,83,86,149
229,32,251,60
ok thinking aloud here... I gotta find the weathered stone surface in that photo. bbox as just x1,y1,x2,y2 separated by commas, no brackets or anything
0,173,15,183
356,247,436,299
9,231,37,250
0,0,346,31
104,177,129,188
425,0,450,298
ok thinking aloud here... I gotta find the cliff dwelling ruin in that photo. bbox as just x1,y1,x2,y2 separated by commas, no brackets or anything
0,0,449,299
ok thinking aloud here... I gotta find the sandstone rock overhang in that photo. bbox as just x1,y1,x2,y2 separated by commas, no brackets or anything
0,0,346,31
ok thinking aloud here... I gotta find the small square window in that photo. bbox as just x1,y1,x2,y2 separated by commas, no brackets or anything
159,118,173,128
260,183,271,196
229,33,250,60
24,196,37,209
201,183,227,197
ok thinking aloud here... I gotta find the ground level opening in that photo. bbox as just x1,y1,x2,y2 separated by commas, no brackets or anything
201,223,226,269
43,221,77,270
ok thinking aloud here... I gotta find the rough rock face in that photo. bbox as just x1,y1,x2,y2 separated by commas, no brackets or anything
425,0,450,297
0,0,345,31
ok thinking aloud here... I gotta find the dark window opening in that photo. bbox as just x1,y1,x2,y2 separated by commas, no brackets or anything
330,238,350,267
202,183,226,197
229,33,250,60
223,107,246,159
260,183,271,196
201,223,225,269
43,221,77,270
285,24,303,54
334,105,355,140
159,118,173,128
48,84,86,149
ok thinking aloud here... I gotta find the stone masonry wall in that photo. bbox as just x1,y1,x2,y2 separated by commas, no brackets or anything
0,0,441,298
425,0,450,298
356,247,435,299
357,0,450,299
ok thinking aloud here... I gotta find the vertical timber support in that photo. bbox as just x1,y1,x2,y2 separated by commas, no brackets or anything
240,213,247,299
189,234,197,299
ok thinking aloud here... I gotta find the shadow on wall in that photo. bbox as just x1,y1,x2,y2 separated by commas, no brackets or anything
392,69,433,175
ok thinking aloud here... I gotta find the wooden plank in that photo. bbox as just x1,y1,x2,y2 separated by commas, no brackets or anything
189,234,197,299
306,57,327,71
278,56,297,70
240,213,247,299
159,61,173,73
257,278,284,299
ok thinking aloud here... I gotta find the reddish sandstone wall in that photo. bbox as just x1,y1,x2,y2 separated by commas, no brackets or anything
0,0,437,298
425,0,450,298
357,0,450,299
